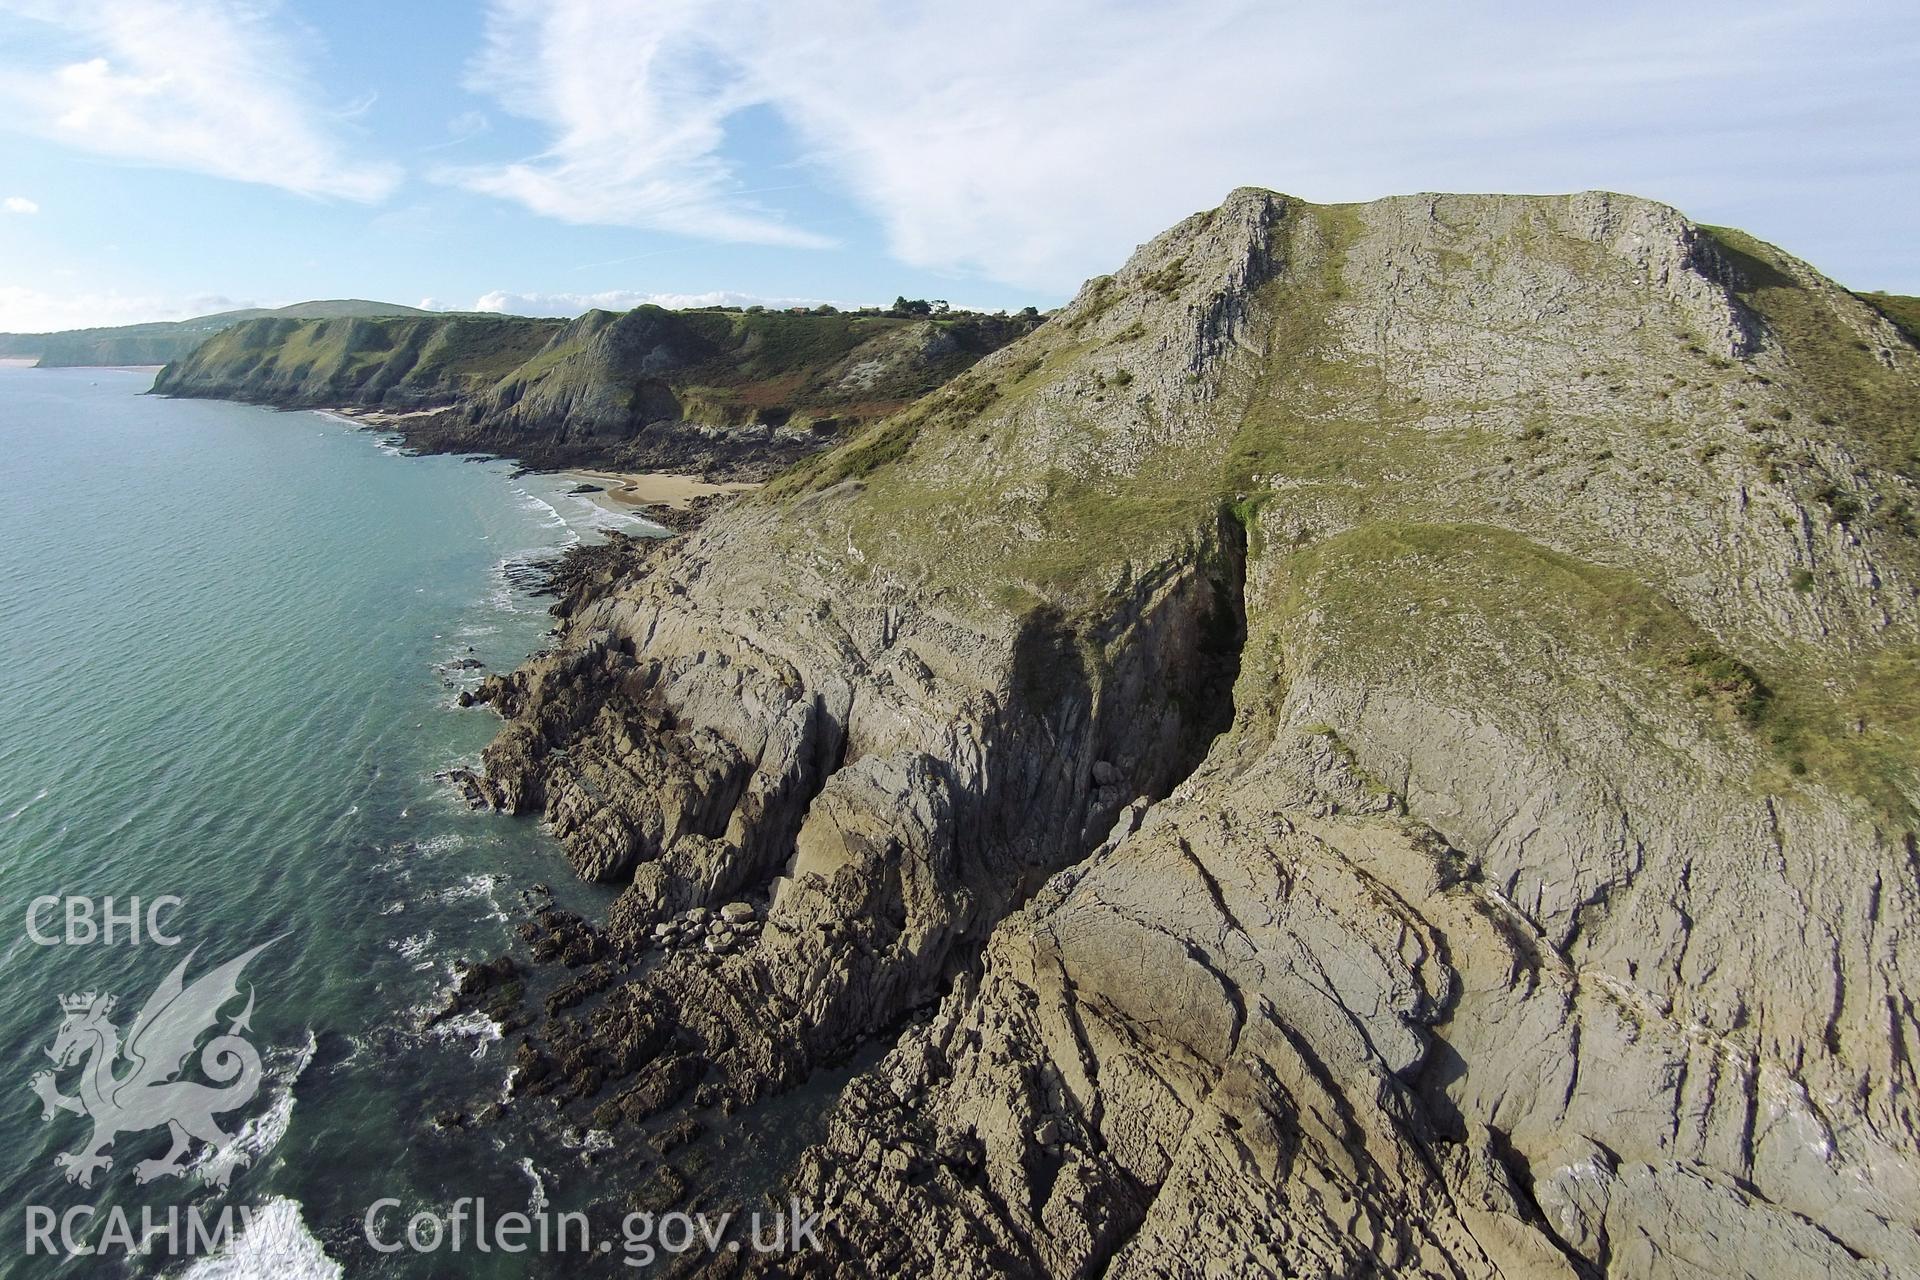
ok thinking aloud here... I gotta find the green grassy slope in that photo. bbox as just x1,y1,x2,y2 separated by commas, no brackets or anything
152,303,1041,474
758,192,1920,824
1858,290,1920,346
480,304,1031,432
5,299,433,367
156,313,567,405
157,306,1033,416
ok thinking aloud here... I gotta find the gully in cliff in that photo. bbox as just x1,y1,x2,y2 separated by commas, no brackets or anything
15,12,1916,1271
451,188,1920,1279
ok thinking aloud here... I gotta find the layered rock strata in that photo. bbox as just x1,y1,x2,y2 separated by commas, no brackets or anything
475,189,1920,1278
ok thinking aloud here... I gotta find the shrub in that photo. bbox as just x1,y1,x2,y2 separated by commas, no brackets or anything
1813,483,1863,524
1683,646,1773,726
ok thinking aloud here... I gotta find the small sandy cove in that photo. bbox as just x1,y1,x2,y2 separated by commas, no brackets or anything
327,406,447,426
568,469,760,512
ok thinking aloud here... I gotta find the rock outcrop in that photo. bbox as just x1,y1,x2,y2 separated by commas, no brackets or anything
475,189,1920,1276
0,298,430,367
151,305,1040,479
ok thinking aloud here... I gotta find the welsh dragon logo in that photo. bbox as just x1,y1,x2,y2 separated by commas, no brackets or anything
28,941,275,1189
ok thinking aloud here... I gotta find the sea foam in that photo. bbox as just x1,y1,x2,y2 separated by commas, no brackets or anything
176,1195,340,1280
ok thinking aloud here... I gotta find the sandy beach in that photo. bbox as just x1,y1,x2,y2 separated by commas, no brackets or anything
313,404,757,514
325,405,449,426
567,469,760,512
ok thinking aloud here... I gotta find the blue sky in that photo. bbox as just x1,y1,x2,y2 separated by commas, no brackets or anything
0,0,1916,331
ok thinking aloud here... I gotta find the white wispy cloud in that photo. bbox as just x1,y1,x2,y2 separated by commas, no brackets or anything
3,196,39,214
419,110,490,152
444,0,829,247
455,0,1920,293
0,0,399,201
463,288,853,317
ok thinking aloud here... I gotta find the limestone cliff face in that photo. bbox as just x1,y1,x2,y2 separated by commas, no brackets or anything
152,306,1037,478
476,189,1920,1277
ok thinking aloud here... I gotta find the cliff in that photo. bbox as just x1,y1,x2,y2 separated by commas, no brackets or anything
0,299,429,368
466,189,1920,1278
153,305,1041,478
154,312,566,408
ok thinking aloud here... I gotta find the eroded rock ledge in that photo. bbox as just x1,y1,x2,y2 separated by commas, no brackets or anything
152,306,1041,479
468,188,1920,1278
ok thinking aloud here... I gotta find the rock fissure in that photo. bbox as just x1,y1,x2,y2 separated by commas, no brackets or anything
446,187,1920,1278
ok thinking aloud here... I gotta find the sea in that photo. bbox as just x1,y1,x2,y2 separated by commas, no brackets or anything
0,366,664,1276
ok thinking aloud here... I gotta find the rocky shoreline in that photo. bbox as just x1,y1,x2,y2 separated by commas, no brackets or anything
166,186,1920,1276
151,305,1043,482
416,188,1920,1278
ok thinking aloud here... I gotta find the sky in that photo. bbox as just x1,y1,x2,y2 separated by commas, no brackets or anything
0,0,1916,332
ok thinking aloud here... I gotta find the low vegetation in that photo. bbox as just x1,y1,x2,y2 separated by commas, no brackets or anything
1705,226,1920,478
154,303,1042,455
758,195,1919,828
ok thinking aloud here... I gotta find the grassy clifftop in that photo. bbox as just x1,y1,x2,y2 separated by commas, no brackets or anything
158,312,567,406
154,304,1039,476
480,190,1920,1275
1858,289,1920,346
756,190,1920,823
3,299,430,368
474,304,1030,431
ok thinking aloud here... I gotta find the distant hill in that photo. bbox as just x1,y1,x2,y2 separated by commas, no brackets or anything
0,300,432,368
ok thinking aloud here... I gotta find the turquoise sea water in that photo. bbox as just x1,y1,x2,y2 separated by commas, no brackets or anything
0,368,652,1276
